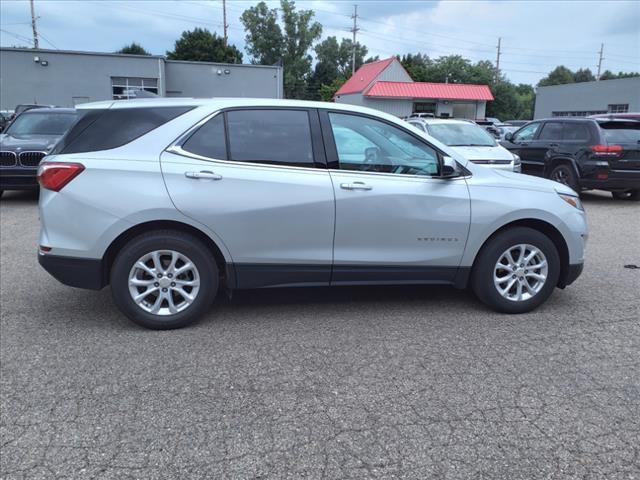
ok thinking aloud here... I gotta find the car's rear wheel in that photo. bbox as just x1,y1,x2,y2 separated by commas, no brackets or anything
611,189,640,201
471,227,560,314
110,230,218,329
549,164,579,192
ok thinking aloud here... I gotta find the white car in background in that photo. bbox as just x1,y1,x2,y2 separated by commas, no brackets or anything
407,118,521,172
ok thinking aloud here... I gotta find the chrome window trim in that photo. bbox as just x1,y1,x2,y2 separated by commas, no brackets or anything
165,145,328,175
328,168,470,183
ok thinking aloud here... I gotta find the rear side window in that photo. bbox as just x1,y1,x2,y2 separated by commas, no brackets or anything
563,123,591,141
54,107,193,154
599,121,640,143
181,114,227,159
539,122,563,141
226,109,314,166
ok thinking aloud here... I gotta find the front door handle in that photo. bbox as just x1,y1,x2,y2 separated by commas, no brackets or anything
185,171,222,180
548,143,559,148
340,181,372,191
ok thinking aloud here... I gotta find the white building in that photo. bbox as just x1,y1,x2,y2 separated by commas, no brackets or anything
334,57,493,119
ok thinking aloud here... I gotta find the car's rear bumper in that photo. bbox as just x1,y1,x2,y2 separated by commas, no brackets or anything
38,252,106,290
0,168,39,190
581,170,640,192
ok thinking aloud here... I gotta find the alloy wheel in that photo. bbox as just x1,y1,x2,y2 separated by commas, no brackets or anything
128,250,200,316
493,244,548,302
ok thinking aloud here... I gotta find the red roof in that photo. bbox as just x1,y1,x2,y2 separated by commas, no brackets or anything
335,58,395,95
365,81,494,101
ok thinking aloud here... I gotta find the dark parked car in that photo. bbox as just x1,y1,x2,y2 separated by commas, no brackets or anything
0,108,78,196
501,117,640,200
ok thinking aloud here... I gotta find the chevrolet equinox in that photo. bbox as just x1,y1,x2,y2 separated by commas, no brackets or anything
37,99,587,329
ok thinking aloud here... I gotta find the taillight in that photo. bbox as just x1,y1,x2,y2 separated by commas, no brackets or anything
590,144,623,156
37,162,85,191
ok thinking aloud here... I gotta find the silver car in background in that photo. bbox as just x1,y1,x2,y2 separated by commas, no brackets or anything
406,118,521,172
38,99,586,329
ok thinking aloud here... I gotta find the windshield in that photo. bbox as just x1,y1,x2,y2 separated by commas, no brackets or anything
599,122,640,143
5,112,77,136
428,123,496,147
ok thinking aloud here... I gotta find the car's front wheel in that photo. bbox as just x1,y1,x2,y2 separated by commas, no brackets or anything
611,189,640,201
110,230,218,329
471,227,560,314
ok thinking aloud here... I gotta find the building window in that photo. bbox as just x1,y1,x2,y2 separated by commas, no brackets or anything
413,102,436,114
552,110,606,117
111,77,159,100
608,104,629,113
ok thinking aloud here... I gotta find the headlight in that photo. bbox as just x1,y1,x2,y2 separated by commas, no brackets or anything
557,192,584,211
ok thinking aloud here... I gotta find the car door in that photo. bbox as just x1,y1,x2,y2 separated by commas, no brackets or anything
528,120,566,176
161,108,335,289
502,121,543,174
321,110,471,284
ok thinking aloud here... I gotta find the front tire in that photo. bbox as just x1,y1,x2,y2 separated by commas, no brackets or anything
611,189,640,201
471,227,560,314
110,230,218,329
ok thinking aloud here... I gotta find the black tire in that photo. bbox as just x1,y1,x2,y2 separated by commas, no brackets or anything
549,164,579,193
611,189,640,201
110,230,218,329
471,227,561,314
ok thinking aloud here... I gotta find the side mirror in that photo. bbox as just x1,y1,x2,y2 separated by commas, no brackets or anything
442,156,462,178
505,132,514,142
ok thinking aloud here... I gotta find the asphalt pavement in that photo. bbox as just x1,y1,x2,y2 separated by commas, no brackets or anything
1,189,639,479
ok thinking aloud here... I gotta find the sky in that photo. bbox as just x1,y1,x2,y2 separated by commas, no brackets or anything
1,0,639,86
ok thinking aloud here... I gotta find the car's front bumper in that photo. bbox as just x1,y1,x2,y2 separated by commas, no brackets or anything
38,252,106,290
0,167,39,190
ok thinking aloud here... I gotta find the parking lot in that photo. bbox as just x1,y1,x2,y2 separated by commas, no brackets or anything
0,190,638,479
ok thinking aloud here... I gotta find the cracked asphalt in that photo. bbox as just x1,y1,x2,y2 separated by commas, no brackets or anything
1,189,639,479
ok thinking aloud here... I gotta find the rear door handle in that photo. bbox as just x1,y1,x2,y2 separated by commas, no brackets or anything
185,171,222,180
549,143,559,148
340,181,372,191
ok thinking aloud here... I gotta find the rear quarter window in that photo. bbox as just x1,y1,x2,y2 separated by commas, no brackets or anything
53,107,193,154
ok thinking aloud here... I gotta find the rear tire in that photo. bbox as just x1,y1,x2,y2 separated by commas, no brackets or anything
611,189,640,201
549,164,579,193
110,230,218,329
471,227,561,314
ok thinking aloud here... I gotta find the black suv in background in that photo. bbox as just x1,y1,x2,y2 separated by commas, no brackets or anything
501,117,640,200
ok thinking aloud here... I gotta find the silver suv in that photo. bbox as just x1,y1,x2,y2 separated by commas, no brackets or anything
38,99,587,329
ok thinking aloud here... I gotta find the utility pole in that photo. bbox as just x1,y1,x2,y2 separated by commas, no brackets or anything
222,0,228,47
495,37,501,82
29,0,39,49
350,4,360,75
596,43,604,80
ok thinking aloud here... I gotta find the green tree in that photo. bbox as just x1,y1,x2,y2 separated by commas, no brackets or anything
573,68,595,82
513,83,535,120
167,28,242,63
116,42,150,55
398,53,432,81
320,77,346,102
241,0,322,99
486,81,519,121
537,66,575,86
600,70,640,80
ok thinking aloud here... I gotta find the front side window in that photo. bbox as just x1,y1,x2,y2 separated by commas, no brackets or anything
513,122,540,142
227,109,314,167
427,122,496,147
181,114,227,159
538,122,563,141
5,112,78,136
329,113,440,176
